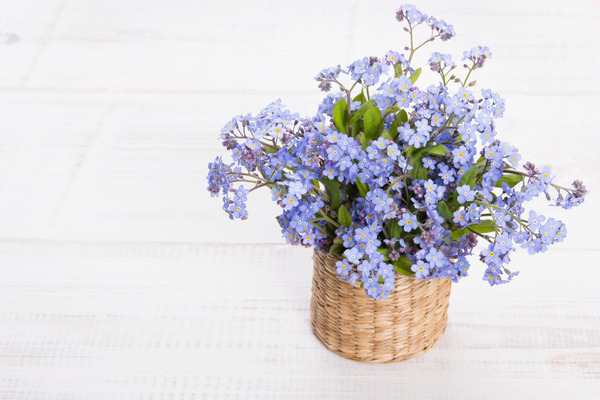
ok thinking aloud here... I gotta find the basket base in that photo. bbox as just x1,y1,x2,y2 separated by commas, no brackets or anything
310,251,452,363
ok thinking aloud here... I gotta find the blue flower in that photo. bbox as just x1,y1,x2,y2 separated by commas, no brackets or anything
425,248,446,268
399,213,419,232
422,157,437,169
456,184,476,204
228,202,247,219
455,256,469,277
283,194,299,210
335,259,351,277
453,209,468,227
438,164,456,184
411,260,430,279
358,260,374,278
286,181,308,199
344,247,363,264
377,263,395,279
428,52,454,72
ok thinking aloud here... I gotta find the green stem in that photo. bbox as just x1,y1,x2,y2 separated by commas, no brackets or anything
248,182,272,192
474,200,534,235
226,171,269,183
408,21,415,64
462,62,476,88
318,211,340,228
501,168,575,194
465,228,494,244
474,201,499,241
440,68,447,86
309,221,329,235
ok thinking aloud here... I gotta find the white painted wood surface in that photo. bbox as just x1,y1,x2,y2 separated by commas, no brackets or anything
0,0,599,398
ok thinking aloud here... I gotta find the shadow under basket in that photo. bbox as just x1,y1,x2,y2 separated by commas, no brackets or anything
310,251,452,363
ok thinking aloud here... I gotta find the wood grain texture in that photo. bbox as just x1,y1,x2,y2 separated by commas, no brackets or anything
0,0,599,398
0,243,599,399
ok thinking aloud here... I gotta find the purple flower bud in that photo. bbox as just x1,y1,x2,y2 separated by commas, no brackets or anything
395,9,405,22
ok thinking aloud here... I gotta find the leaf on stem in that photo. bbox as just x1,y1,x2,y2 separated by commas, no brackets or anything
437,201,453,221
393,257,414,276
468,219,496,234
356,132,369,150
410,67,422,84
349,99,377,125
459,165,478,188
398,109,409,123
329,243,345,255
386,218,402,239
355,178,369,198
333,98,348,134
409,154,428,180
321,177,341,210
364,106,383,142
389,118,399,140
395,64,403,78
338,205,352,228
494,174,523,188
353,91,367,104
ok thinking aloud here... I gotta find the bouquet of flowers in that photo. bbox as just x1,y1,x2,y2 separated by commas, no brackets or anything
207,4,587,300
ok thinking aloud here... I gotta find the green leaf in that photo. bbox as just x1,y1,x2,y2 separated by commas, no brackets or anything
381,130,394,141
450,228,468,240
356,132,368,150
459,165,478,188
377,247,391,257
321,177,341,210
363,106,383,142
386,218,402,239
351,121,361,139
355,178,369,198
495,173,523,188
332,98,348,134
437,201,453,221
475,156,487,166
409,155,428,180
406,146,418,157
325,223,336,238
353,91,367,104
329,243,345,255
383,105,401,118
393,257,414,276
389,118,399,141
395,64,403,78
468,220,496,234
423,144,447,156
410,67,422,84
264,144,279,154
410,163,428,180
398,109,409,123
348,99,376,125
338,205,352,228
407,144,447,169
333,237,344,245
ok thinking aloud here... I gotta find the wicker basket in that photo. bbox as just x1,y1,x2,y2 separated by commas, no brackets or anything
310,251,452,363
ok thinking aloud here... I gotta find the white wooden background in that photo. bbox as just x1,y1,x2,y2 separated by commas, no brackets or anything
1,0,599,398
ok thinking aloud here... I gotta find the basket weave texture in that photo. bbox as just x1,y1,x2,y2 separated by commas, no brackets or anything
310,251,452,363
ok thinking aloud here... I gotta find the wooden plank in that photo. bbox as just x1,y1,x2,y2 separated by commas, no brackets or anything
0,243,598,399
0,1,598,94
